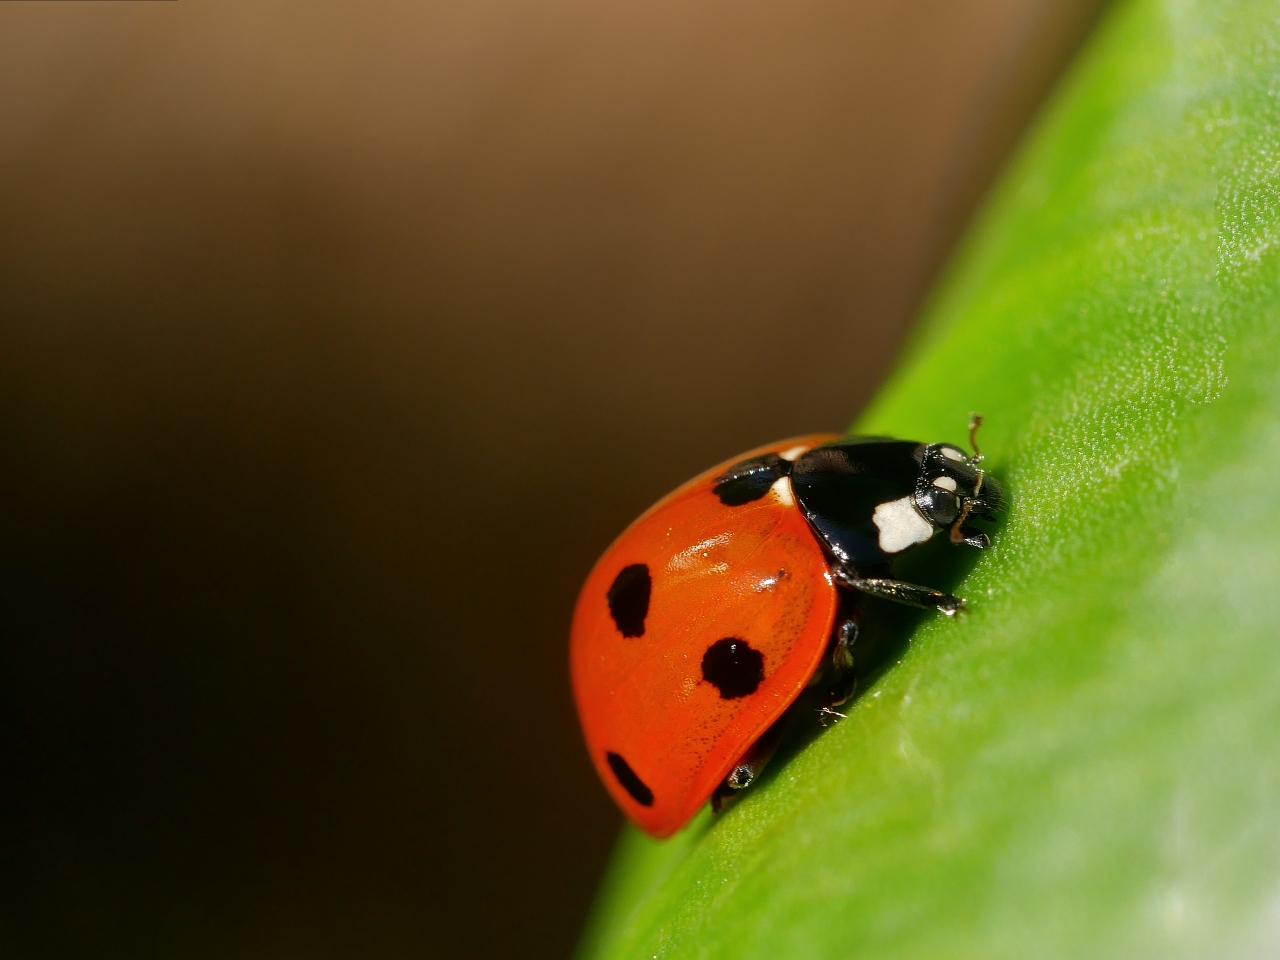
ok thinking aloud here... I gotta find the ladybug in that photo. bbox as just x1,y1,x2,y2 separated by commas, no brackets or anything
570,418,1002,837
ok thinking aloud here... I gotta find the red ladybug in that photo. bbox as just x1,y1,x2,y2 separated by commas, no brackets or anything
570,421,1002,837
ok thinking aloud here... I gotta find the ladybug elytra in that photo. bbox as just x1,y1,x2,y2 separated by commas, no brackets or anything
570,419,1002,837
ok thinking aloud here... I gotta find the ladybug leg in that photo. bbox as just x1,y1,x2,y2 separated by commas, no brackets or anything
711,712,791,813
833,566,965,616
831,617,858,674
818,618,859,726
953,525,990,549
711,783,729,814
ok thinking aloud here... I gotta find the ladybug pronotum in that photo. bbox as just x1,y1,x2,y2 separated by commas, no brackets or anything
570,419,1002,837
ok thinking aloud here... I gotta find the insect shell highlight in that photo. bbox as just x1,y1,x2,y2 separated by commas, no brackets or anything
570,423,1002,837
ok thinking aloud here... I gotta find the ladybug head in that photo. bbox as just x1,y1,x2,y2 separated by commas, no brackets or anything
913,440,1003,546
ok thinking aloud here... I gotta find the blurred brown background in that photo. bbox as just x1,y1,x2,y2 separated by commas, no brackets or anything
0,2,1101,957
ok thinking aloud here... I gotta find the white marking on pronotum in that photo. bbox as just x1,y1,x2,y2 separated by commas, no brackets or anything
769,476,795,507
941,446,967,462
872,496,934,553
932,475,958,491
778,444,808,462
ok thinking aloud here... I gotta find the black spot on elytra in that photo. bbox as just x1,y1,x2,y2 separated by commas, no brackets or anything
606,751,654,806
713,453,788,506
701,637,765,699
606,563,650,638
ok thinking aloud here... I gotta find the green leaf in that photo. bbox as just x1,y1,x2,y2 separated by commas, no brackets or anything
576,0,1280,956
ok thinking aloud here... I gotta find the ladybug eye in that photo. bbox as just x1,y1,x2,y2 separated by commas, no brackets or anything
915,485,959,525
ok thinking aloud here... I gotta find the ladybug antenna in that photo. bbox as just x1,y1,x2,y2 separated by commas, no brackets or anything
967,413,985,464
950,413,986,545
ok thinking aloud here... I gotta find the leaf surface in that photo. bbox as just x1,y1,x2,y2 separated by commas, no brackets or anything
578,1,1280,956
